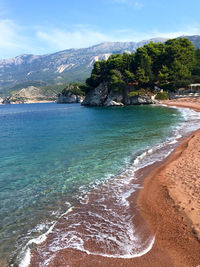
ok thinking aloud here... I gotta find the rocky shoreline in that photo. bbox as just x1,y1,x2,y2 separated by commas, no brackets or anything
82,83,156,106
57,91,84,104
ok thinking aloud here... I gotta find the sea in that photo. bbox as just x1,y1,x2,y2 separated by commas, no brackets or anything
0,103,200,266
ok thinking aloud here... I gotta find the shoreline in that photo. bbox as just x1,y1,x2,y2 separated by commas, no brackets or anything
0,100,56,105
137,129,200,267
137,97,200,266
27,97,200,267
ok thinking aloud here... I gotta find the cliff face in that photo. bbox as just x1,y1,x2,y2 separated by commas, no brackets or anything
82,83,155,106
57,91,84,104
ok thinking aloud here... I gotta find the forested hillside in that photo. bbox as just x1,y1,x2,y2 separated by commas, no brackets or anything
84,38,198,95
1,35,200,96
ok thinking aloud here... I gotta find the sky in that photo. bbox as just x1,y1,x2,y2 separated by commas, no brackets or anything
0,0,200,59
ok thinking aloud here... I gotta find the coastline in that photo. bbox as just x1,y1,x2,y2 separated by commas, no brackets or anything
21,100,56,104
0,100,56,105
137,130,200,267
137,97,200,266
27,97,200,267
160,97,200,112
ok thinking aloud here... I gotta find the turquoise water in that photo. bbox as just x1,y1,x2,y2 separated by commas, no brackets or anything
0,103,184,265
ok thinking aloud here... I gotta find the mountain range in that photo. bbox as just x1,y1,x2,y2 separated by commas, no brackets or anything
1,35,200,96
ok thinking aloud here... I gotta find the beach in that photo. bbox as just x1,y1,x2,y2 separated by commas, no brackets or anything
137,130,200,267
161,97,200,112
137,97,200,266
27,97,200,267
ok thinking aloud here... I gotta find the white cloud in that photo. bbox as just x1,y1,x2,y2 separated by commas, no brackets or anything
133,1,144,10
36,27,114,50
0,19,33,58
134,26,200,41
0,20,200,59
0,19,22,48
109,25,200,42
35,25,200,52
112,0,144,10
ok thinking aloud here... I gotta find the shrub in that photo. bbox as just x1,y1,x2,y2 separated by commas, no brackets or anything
128,89,148,98
128,91,139,97
62,83,85,96
155,91,169,100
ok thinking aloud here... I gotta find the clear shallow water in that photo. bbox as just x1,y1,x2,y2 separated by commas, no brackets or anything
0,103,196,265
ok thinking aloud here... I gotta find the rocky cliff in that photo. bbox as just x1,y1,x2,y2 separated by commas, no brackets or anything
57,83,84,104
82,83,155,106
57,91,84,104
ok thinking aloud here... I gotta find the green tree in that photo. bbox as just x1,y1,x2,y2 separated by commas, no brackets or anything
158,65,170,87
134,47,153,85
144,42,166,78
192,48,200,77
85,37,195,94
165,38,195,75
136,67,149,85
107,54,123,71
122,52,131,70
124,70,135,83
92,61,101,75
109,70,126,92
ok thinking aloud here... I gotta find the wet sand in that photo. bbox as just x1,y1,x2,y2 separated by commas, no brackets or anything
137,97,200,266
29,97,200,267
138,129,200,267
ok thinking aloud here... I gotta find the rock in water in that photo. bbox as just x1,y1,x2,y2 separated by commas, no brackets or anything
82,83,155,106
57,92,84,104
82,83,109,106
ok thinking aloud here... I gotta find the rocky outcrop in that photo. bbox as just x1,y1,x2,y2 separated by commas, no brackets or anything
104,90,124,106
57,92,84,104
1,97,11,104
82,83,109,106
82,83,155,106
125,95,154,105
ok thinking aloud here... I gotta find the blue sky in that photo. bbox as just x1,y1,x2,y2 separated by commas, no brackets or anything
0,0,200,59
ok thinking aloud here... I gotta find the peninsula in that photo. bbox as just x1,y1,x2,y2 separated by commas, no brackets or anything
82,38,200,106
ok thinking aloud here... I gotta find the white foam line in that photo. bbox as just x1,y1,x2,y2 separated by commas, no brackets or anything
71,236,155,259
19,207,74,267
18,247,31,267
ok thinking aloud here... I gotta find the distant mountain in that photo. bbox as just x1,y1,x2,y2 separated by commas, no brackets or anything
0,35,199,95
182,35,200,49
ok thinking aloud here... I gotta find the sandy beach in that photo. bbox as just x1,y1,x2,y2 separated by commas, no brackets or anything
137,97,200,267
161,97,200,112
28,97,200,267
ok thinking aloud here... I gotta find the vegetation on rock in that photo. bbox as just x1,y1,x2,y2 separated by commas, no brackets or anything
61,83,85,97
84,38,199,96
155,91,169,100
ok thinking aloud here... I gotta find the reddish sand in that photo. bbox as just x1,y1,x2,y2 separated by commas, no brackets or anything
29,97,200,267
138,129,200,267
161,97,200,112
